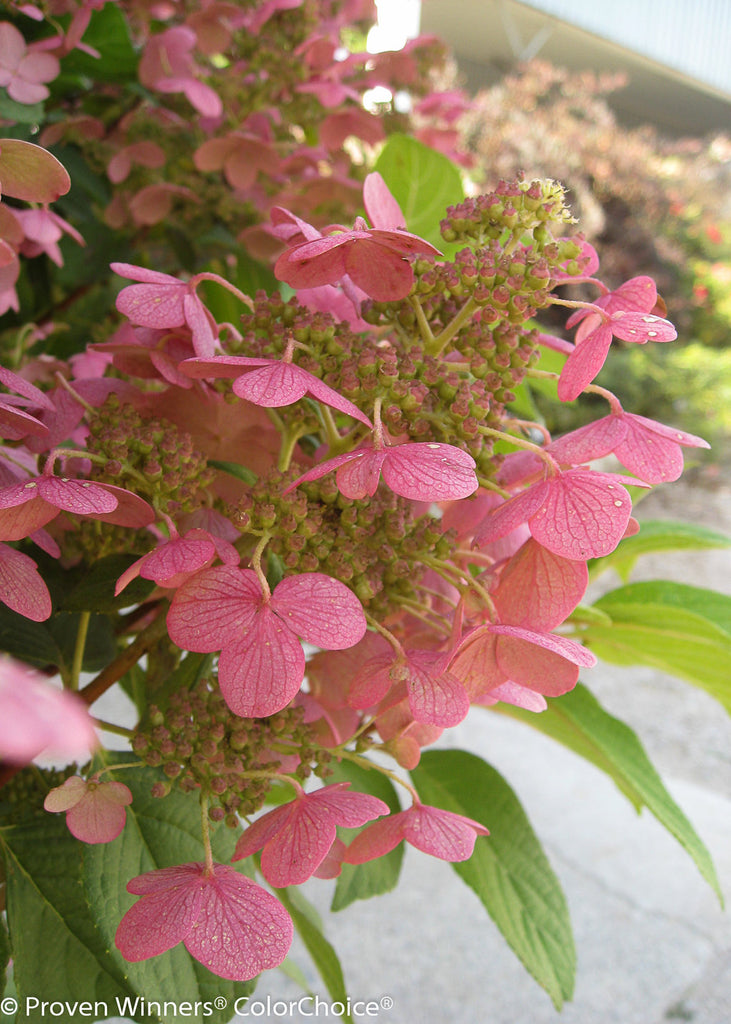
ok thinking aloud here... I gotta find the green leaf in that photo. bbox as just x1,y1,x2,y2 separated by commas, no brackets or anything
328,759,403,912
374,134,464,248
275,888,353,1024
208,459,258,485
589,520,731,582
411,750,575,1009
0,95,44,126
1,811,137,1023
57,3,138,84
83,757,255,1024
498,685,722,901
586,582,731,713
62,554,155,613
0,915,10,996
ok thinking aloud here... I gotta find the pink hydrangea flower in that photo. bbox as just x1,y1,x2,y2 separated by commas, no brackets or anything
115,862,293,981
490,538,589,633
449,621,596,701
0,363,54,439
44,775,133,843
115,527,239,596
167,568,367,717
0,21,60,104
111,262,219,358
473,467,644,561
345,802,489,864
0,239,20,316
285,441,478,502
181,354,373,426
558,307,677,402
232,783,388,886
14,206,85,267
547,405,710,484
0,657,97,764
0,473,154,541
138,26,222,118
349,648,469,727
274,173,441,301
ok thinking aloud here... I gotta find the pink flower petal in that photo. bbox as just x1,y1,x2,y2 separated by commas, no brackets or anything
405,651,469,727
167,566,261,652
557,324,613,402
64,781,132,843
529,469,632,560
382,443,478,501
472,482,549,549
548,415,628,466
43,775,87,812
609,311,677,344
218,609,305,716
0,542,52,621
184,866,292,979
271,573,366,650
492,538,588,632
402,804,489,860
363,172,405,230
115,282,186,330
37,476,118,515
115,868,207,961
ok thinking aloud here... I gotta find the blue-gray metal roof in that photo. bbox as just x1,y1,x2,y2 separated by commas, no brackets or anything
518,0,731,98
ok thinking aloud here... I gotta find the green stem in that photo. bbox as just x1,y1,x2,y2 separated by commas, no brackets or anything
278,422,307,472
426,295,478,358
91,719,135,739
477,424,559,472
409,295,435,347
335,748,419,802
251,532,273,599
69,611,90,691
200,793,214,875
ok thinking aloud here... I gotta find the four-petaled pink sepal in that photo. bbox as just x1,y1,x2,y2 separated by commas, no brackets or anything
344,803,489,864
44,775,133,844
232,782,388,886
115,862,293,980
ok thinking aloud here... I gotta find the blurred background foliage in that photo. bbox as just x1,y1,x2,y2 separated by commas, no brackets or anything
458,60,731,452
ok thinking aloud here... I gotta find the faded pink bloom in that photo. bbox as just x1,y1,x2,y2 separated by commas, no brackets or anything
107,142,166,185
473,467,643,561
274,173,440,301
111,262,218,358
0,542,51,620
0,657,97,764
167,568,367,717
449,621,596,700
193,133,279,191
232,783,388,886
0,473,155,541
0,239,20,316
44,775,133,843
181,355,372,426
0,362,54,438
349,648,469,727
115,862,293,981
115,527,239,596
0,139,70,203
138,26,222,118
286,441,478,502
127,184,199,228
0,22,59,104
374,700,443,769
565,275,658,328
345,802,489,864
548,406,710,484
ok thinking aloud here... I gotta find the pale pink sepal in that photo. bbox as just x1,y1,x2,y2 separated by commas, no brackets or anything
44,776,132,843
345,804,489,865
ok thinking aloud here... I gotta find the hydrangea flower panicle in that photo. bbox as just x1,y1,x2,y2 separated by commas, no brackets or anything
115,862,293,980
44,775,133,844
232,782,389,886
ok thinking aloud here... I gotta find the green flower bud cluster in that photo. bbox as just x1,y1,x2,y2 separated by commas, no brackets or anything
236,466,453,613
88,391,215,505
440,177,576,247
132,676,324,826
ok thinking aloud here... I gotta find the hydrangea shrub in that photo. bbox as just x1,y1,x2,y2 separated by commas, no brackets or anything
0,1,728,1016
